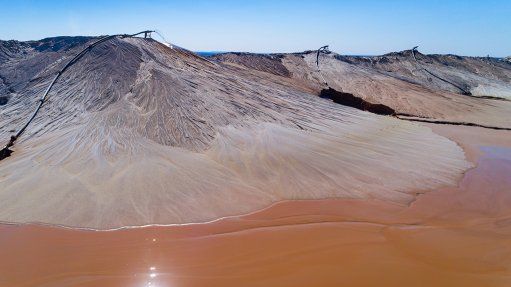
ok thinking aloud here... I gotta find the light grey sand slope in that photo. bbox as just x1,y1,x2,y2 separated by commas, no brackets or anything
0,37,471,228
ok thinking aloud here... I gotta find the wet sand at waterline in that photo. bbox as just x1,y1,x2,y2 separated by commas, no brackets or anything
1,125,511,287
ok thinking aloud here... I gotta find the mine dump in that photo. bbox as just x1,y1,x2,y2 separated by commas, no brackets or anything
1,30,511,287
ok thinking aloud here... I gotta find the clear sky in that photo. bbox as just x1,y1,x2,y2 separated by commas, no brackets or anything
0,0,509,56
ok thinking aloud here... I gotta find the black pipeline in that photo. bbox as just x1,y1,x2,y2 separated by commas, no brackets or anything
411,46,472,96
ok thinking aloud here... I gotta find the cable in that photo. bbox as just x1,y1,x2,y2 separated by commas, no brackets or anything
411,46,471,95
154,30,173,49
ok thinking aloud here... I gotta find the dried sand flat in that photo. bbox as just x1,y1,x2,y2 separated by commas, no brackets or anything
0,37,471,228
1,128,510,287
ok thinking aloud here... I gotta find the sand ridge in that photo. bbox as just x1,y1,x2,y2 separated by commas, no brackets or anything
215,50,511,129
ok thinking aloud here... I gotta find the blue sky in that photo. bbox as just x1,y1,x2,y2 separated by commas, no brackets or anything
0,0,509,56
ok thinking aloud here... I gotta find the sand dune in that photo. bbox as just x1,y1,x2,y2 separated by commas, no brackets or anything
0,37,472,228
215,50,511,128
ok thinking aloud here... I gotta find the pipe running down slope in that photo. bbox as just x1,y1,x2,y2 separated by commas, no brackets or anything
411,46,472,96
0,30,156,161
315,45,330,87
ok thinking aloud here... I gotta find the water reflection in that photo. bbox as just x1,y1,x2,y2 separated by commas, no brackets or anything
146,266,157,286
